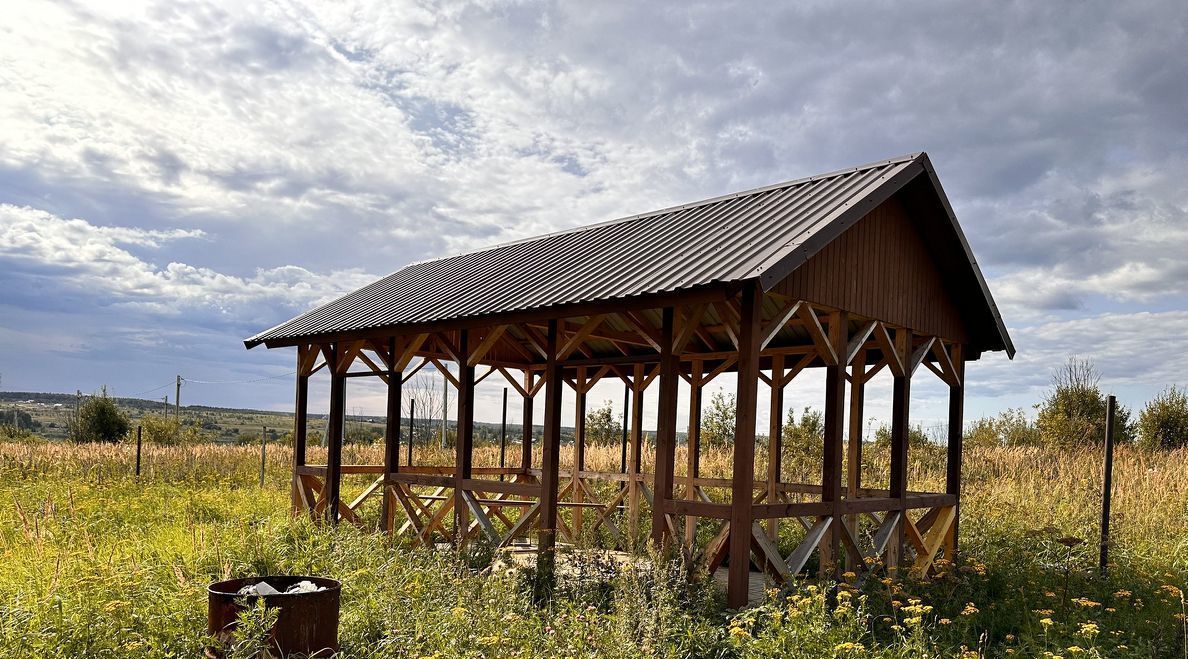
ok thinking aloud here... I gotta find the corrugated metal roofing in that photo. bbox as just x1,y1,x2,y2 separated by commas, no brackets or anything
245,152,1011,354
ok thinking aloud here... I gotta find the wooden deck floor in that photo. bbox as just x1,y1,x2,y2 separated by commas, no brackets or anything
491,543,773,608
712,568,775,607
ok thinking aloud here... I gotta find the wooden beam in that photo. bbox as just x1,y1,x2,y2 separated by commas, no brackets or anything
454,329,475,546
780,353,815,387
427,358,460,389
759,299,802,349
887,329,912,573
673,304,708,354
651,307,679,547
728,283,761,609
435,332,462,363
627,362,646,543
537,319,563,588
931,340,961,387
521,370,534,471
518,324,550,360
467,325,508,366
572,367,587,538
684,360,704,548
496,367,529,398
712,300,741,349
845,321,877,366
845,355,865,551
381,336,402,532
820,310,847,579
946,344,965,553
325,343,346,525
872,323,905,377
395,334,430,371
796,304,838,365
557,315,606,360
620,310,663,352
291,365,309,516
909,337,936,376
766,355,785,540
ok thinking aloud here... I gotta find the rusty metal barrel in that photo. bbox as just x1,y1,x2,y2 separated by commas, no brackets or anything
207,576,341,657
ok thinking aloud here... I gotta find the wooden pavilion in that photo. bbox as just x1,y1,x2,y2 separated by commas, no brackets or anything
245,152,1013,608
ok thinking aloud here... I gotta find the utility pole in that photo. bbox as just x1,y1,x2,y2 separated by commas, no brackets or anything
175,375,181,421
163,395,169,415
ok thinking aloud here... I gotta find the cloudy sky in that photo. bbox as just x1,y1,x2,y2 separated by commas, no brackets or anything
2,0,1186,432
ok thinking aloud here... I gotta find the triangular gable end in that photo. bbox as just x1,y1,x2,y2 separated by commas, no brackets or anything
761,158,1012,360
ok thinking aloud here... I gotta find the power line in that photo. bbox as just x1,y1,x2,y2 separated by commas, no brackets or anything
129,381,175,397
124,370,296,399
181,371,298,385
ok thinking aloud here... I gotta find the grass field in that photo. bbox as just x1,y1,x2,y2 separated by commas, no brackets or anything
0,437,1184,658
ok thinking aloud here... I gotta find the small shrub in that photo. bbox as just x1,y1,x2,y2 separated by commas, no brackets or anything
70,388,130,443
702,391,736,446
1137,386,1188,450
1035,357,1133,446
966,408,1039,448
139,413,203,445
783,406,824,459
585,401,622,445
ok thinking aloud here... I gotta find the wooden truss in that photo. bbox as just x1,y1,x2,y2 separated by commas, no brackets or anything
285,290,968,608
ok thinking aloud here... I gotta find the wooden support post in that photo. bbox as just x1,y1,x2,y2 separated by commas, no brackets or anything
820,311,847,579
945,344,965,558
620,383,629,477
292,363,309,516
684,360,703,548
538,319,562,587
766,354,785,540
521,371,534,472
454,329,475,546
573,367,587,538
886,329,912,573
728,283,761,609
499,387,508,479
326,343,346,525
381,337,402,533
628,363,646,544
845,353,865,556
651,307,679,547
407,398,415,467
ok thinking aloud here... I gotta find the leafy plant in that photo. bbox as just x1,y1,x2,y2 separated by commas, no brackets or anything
1035,357,1133,446
701,391,736,446
584,400,622,445
1137,385,1188,450
69,387,130,443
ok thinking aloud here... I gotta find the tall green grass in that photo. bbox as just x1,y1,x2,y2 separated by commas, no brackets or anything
0,440,1184,657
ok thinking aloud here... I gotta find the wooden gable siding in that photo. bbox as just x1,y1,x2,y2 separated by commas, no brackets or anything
772,195,969,343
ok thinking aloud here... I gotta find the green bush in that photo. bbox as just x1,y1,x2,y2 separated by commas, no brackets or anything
701,391,736,446
1035,357,1132,446
139,413,203,445
584,401,622,445
69,389,130,443
1137,386,1188,450
965,408,1040,448
782,406,823,459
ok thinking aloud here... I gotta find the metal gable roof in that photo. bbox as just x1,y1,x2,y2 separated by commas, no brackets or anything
245,152,1012,356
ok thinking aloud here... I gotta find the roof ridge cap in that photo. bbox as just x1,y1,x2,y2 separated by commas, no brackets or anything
403,152,924,267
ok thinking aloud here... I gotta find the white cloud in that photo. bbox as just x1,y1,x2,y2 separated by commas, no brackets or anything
0,204,373,320
0,0,1186,417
